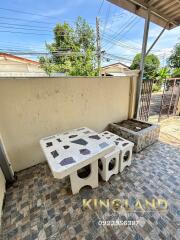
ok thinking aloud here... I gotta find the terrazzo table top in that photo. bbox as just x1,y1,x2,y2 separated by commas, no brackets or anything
99,131,134,149
40,127,115,179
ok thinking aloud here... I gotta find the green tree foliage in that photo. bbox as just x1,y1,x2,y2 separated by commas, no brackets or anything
152,67,170,92
168,43,180,68
130,53,160,79
39,17,98,76
172,68,180,77
156,67,170,84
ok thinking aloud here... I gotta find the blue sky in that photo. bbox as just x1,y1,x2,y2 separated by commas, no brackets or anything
0,0,179,66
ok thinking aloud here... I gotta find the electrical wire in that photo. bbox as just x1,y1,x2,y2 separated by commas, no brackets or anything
118,18,140,39
0,25,52,32
98,0,105,16
0,30,51,36
101,4,111,39
0,7,96,26
0,42,46,51
104,35,141,51
0,22,52,30
0,29,96,38
0,7,74,20
0,16,65,25
104,52,133,62
102,35,141,52
102,15,137,41
0,50,91,57
0,16,95,27
102,16,138,49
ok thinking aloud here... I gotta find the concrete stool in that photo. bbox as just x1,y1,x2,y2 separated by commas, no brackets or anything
98,149,120,181
119,141,134,172
100,131,134,173
70,161,98,194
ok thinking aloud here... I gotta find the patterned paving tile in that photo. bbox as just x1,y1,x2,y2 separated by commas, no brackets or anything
0,141,180,239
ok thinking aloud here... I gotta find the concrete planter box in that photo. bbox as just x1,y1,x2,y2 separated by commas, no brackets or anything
108,119,160,153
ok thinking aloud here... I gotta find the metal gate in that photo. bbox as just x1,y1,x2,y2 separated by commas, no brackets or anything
138,79,153,121
159,78,180,121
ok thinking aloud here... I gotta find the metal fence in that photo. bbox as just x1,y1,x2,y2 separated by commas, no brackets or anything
139,79,153,121
138,78,180,122
159,78,180,121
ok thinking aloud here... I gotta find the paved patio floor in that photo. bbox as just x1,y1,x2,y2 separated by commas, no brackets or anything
1,141,180,240
149,116,180,147
159,117,180,148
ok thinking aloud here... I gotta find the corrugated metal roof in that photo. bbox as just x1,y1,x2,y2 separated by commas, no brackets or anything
107,0,180,29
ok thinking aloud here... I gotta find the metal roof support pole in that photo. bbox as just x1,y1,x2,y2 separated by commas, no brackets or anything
134,9,151,119
146,26,166,56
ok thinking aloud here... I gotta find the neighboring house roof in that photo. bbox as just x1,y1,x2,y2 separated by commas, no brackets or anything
101,62,131,76
102,62,130,70
0,52,45,76
0,53,39,65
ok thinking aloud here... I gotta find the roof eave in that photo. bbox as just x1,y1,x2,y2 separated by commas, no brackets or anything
107,0,180,29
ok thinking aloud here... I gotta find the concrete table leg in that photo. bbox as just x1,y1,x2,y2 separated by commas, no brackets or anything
119,144,133,172
98,150,119,181
70,161,98,194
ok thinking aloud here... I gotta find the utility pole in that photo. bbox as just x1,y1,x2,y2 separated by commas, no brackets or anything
96,17,101,76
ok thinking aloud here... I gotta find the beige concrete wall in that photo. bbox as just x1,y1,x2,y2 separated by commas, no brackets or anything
0,76,137,171
0,168,5,225
128,76,137,119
